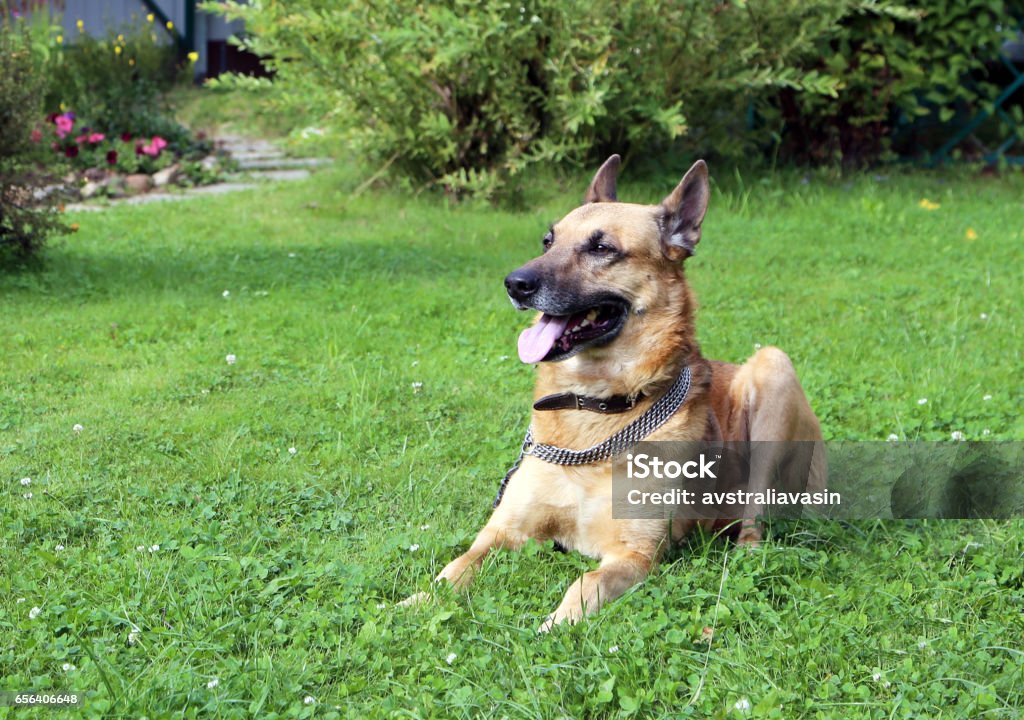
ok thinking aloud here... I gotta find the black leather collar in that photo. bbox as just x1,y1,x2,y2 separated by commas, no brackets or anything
533,390,642,414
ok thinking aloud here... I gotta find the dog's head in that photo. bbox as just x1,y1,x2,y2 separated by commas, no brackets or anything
507,155,710,364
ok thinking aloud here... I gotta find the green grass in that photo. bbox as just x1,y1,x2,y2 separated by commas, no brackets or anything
2,166,1023,718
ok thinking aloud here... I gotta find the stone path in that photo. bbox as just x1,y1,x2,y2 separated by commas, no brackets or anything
65,134,330,212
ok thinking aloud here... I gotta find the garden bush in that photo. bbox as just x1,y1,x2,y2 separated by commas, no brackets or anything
210,0,1016,194
772,0,1013,166
207,0,851,198
0,11,67,262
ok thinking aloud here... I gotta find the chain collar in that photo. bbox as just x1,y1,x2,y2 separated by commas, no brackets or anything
493,366,692,507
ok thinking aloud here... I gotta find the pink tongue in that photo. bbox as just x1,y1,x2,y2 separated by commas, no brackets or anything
518,314,570,364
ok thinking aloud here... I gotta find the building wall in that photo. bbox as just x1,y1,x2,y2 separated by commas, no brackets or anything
58,0,185,40
36,0,246,78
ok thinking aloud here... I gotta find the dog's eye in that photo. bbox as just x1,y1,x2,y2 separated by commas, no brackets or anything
542,232,553,251
589,241,616,255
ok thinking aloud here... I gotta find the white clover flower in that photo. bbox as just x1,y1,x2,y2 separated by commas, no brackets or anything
887,433,899,442
411,360,419,367
288,447,297,455
446,652,457,665
980,312,988,320
950,431,965,441
608,645,619,654
288,252,297,258
136,545,145,552
225,354,237,365
73,423,83,433
55,544,65,551
499,355,509,361
20,477,31,486
983,394,992,401
128,630,140,645
376,602,387,609
419,524,431,530
734,697,752,712
149,544,159,553
23,492,33,500
917,640,927,649
983,429,991,436
409,544,420,552
303,696,316,705
16,597,25,604
63,662,76,672
222,290,230,298
872,672,882,682
207,678,219,689
29,606,41,619
917,398,928,405
754,343,762,350
530,14,540,23
411,381,423,392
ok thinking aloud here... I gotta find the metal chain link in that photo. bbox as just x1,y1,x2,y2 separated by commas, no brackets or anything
493,366,692,507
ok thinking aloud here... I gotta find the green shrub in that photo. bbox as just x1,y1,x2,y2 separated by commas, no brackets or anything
47,15,194,144
206,0,852,198
0,14,67,263
770,0,1012,166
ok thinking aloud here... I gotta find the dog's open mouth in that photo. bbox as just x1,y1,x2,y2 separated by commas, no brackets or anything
518,302,628,363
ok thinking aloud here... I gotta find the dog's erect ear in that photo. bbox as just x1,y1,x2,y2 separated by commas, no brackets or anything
659,160,709,261
584,154,621,204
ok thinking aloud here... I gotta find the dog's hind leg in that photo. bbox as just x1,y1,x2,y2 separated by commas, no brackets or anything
539,550,655,632
726,347,824,546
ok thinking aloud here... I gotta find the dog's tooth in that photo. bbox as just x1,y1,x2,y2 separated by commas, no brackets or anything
578,318,590,328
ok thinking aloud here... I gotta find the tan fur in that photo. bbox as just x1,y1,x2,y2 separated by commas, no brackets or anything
403,158,824,631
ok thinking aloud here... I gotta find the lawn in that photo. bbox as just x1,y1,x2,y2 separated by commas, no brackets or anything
2,164,1023,718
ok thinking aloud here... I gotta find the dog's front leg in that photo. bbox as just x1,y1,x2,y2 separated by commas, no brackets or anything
436,524,528,589
398,522,528,607
539,551,654,632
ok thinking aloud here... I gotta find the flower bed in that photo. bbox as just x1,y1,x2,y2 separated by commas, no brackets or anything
38,111,227,200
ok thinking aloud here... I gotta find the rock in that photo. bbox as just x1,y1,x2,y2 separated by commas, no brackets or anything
105,177,126,198
80,181,102,199
200,155,219,172
124,174,154,195
152,164,180,188
83,167,109,182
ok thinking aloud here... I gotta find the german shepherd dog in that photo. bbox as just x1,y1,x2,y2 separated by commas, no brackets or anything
404,157,824,631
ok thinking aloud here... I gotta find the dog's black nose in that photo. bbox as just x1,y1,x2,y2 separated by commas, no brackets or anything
505,268,540,302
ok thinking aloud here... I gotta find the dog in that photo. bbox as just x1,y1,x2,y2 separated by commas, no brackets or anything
404,156,825,631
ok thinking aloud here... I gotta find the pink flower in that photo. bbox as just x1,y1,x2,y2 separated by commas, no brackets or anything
55,114,74,139
30,129,42,143
140,136,168,157
88,132,105,144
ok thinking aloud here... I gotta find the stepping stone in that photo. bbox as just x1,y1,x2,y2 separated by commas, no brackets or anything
237,157,332,170
250,169,311,181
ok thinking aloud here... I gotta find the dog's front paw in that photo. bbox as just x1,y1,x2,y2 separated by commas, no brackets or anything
396,591,431,608
537,608,581,633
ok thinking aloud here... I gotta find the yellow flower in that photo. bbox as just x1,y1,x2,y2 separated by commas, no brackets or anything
76,19,83,31
114,45,122,55
56,34,63,44
187,51,199,63
918,198,940,211
129,58,136,66
166,20,174,30
117,34,125,43
147,13,154,22
965,228,978,241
